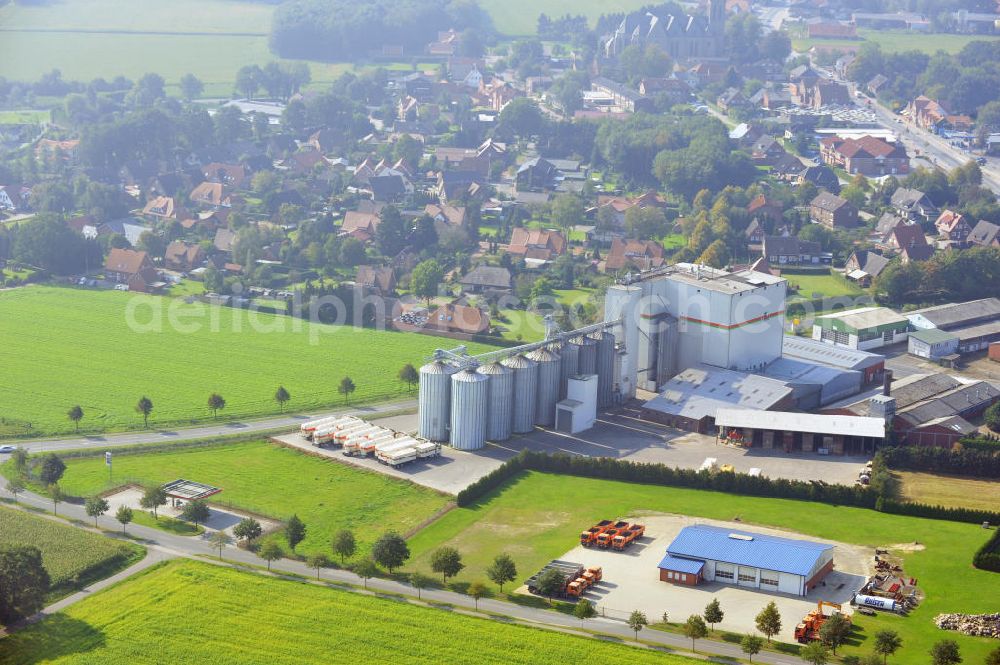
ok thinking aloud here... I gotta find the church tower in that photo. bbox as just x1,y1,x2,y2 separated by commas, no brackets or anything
710,0,726,34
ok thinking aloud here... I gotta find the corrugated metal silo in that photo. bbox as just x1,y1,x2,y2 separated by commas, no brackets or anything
419,360,456,442
575,335,598,375
557,340,579,399
526,346,561,426
502,354,538,433
449,368,489,450
477,362,513,442
590,330,616,407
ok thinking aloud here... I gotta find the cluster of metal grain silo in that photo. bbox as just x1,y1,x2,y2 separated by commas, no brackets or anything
589,330,616,407
418,360,456,442
448,368,489,450
558,339,580,399
477,362,513,442
574,335,598,375
527,346,561,427
503,354,538,433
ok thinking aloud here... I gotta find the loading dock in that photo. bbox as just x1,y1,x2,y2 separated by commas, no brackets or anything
715,408,886,455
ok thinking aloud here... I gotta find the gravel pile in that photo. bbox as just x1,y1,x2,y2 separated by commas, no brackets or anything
934,613,1000,638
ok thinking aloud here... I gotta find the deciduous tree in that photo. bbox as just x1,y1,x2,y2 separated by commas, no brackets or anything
207,393,226,419
873,629,902,665
307,553,331,579
930,640,962,665
258,540,283,570
67,405,84,432
704,598,724,632
411,259,443,305
628,610,649,641
115,505,133,534
233,517,263,542
38,453,66,485
409,571,432,600
337,376,356,404
741,634,764,662
0,545,50,624
430,546,464,584
467,581,489,609
333,529,356,563
755,601,782,643
84,496,109,526
485,553,517,593
800,641,830,665
135,396,154,428
683,614,708,651
140,485,167,519
399,364,419,392
180,500,210,527
285,514,306,551
371,531,410,574
209,530,232,560
574,598,597,625
274,386,291,412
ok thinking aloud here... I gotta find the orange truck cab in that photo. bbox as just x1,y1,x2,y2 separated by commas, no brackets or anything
580,520,613,547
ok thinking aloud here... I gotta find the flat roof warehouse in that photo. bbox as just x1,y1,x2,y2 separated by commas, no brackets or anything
663,525,833,577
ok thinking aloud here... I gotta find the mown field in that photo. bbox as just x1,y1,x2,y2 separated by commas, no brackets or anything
0,559,700,665
0,506,143,590
0,287,495,436
0,0,348,91
793,29,1000,56
407,471,1000,663
784,269,864,301
896,470,1000,512
480,0,650,36
36,440,450,557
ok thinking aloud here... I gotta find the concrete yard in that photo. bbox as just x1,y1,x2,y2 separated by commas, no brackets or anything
103,486,281,535
270,407,870,495
552,514,872,641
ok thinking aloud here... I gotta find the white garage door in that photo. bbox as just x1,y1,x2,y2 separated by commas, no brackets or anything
714,563,735,584
737,566,758,588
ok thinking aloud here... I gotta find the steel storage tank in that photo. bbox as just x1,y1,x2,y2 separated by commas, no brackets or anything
558,340,579,399
589,330,616,407
502,354,538,433
449,368,489,450
419,361,456,442
574,335,598,375
526,346,561,426
477,362,514,442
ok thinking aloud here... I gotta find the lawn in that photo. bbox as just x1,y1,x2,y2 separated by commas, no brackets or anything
481,0,651,35
553,287,595,308
38,440,450,557
0,559,701,665
896,471,1000,512
497,309,546,342
784,269,864,301
0,0,352,88
793,29,1000,56
0,287,496,435
0,506,143,591
0,109,51,124
407,471,1000,663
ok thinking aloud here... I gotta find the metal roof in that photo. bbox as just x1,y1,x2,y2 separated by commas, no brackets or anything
161,479,222,501
907,298,1000,330
715,408,886,438
782,335,884,371
908,328,958,345
817,306,908,331
642,366,793,421
667,525,833,577
657,554,706,575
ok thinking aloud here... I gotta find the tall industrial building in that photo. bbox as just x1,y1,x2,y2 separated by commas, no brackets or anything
605,263,787,398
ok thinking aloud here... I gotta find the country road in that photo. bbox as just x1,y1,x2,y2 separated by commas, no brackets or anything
1,398,417,454
0,473,802,664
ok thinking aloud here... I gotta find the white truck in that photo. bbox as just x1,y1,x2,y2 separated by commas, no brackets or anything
414,441,441,459
382,446,418,466
375,437,417,462
304,416,357,440
346,431,396,456
312,417,360,444
332,422,373,445
341,427,389,453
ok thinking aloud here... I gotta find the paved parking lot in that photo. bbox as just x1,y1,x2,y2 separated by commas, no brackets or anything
552,514,871,641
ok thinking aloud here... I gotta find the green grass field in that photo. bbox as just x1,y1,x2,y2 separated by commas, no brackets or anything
896,471,1000,512
40,440,450,557
407,471,1000,663
497,309,546,342
794,29,1000,56
0,287,495,436
784,270,864,301
0,506,143,590
0,0,351,89
0,559,700,664
0,109,51,124
481,0,650,36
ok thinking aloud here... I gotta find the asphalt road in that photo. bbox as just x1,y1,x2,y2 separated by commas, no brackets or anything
3,399,417,454
0,475,803,664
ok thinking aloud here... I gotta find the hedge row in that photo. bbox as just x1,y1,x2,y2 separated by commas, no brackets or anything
973,528,1000,573
957,435,1000,453
458,450,1000,528
878,445,1000,479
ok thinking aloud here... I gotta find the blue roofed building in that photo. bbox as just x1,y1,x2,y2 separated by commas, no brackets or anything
657,525,834,596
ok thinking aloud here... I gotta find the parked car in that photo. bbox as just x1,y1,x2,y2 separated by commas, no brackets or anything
0,445,17,454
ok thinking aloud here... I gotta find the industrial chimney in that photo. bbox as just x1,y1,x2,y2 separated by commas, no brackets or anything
882,370,893,397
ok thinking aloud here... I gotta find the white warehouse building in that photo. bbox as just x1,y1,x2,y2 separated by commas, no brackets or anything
605,263,787,398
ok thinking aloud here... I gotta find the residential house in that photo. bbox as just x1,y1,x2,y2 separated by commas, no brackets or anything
745,218,765,248
355,265,396,295
0,184,29,212
427,28,463,56
447,57,484,88
459,265,513,294
141,196,186,221
880,223,932,259
436,170,483,202
591,77,653,113
602,238,666,273
595,190,668,228
717,87,751,114
866,74,889,97
202,163,247,190
810,192,858,229
750,135,788,165
871,212,909,241
213,227,236,253
798,165,841,194
934,210,972,245
788,65,822,106
507,228,567,263
164,241,205,272
763,235,827,266
307,128,345,155
340,211,381,240
35,138,79,164
424,203,466,233
820,135,910,177
906,96,974,133
515,157,559,191
426,302,490,335
281,149,329,176
369,174,410,203
104,248,159,292
845,250,890,286
891,187,938,223
401,72,434,102
969,220,1000,247
638,77,691,103
900,243,935,264
747,195,784,226
188,181,232,209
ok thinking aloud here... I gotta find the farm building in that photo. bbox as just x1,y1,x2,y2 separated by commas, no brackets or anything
715,408,885,455
905,298,1000,356
781,335,885,385
657,525,834,596
812,307,910,351
907,328,960,361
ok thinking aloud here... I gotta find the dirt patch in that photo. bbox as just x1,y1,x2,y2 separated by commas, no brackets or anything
888,542,926,552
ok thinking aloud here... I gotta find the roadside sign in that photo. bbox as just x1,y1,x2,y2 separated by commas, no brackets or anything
105,451,112,465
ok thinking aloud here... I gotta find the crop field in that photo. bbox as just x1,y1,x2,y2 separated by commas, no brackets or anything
40,440,450,557
480,0,650,36
896,471,1000,512
0,506,143,589
0,287,496,436
793,29,1000,56
0,0,351,90
407,471,1000,663
0,560,700,665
